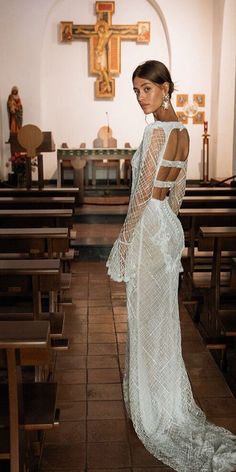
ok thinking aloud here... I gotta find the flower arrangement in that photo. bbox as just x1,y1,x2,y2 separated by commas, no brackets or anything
6,152,38,175
8,152,27,175
6,152,38,187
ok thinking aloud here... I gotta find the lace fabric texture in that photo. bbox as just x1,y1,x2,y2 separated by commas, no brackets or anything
106,121,186,282
106,121,236,471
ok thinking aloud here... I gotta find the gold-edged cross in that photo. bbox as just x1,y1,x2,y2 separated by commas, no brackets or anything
60,1,150,99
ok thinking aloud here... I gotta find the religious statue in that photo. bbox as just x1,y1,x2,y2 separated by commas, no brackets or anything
7,86,23,139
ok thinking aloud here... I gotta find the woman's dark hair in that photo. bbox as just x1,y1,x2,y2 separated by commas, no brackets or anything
132,60,174,98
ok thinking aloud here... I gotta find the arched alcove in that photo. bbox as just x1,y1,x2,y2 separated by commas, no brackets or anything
41,0,170,178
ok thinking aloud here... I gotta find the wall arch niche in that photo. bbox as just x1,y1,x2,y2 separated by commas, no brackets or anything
41,0,170,179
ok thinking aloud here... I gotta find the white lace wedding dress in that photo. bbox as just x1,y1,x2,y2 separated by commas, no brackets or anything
106,121,236,472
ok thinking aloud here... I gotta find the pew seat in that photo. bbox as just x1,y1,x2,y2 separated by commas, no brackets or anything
0,320,59,470
0,209,73,228
191,271,231,289
0,259,61,317
185,186,236,196
219,309,236,336
0,228,69,258
0,196,75,210
182,195,236,208
0,311,65,339
0,186,79,199
0,383,59,430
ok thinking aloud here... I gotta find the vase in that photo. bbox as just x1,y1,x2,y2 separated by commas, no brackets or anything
17,173,27,188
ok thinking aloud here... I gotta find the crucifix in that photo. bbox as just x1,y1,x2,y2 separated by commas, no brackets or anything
60,1,150,98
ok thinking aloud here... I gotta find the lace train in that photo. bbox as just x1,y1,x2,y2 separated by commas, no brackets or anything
122,199,236,472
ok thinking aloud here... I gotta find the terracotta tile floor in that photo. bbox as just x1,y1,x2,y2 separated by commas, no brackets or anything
41,260,236,472
73,222,122,246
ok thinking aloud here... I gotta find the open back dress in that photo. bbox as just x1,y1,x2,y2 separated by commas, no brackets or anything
106,120,236,472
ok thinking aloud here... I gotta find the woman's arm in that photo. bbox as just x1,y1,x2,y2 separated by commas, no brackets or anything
106,127,165,281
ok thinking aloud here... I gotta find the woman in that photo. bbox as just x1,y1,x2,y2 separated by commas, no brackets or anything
106,60,236,472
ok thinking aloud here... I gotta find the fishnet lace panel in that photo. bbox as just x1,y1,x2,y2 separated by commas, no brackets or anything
106,127,166,282
168,166,187,214
120,128,166,243
154,136,188,214
156,157,188,215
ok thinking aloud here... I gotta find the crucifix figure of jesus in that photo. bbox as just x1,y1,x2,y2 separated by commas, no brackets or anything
60,1,150,98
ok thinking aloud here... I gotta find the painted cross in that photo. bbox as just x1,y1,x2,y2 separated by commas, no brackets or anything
60,1,150,99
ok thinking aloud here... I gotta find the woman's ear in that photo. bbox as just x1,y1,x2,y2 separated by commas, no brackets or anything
163,82,170,95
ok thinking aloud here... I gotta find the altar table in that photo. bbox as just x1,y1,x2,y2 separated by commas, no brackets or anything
57,148,136,202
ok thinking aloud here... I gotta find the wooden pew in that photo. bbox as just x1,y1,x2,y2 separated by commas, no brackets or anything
0,311,65,341
195,227,236,382
0,196,75,210
185,186,236,196
182,195,236,208
0,228,69,258
0,227,74,272
0,257,69,355
0,320,59,472
0,187,79,198
0,259,61,317
198,227,236,335
0,209,73,228
179,208,236,274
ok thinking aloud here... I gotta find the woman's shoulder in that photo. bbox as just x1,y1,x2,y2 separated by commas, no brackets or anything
143,121,187,145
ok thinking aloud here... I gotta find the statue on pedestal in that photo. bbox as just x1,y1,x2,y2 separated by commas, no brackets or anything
7,86,23,140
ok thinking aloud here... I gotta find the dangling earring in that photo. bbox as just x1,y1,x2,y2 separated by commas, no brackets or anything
162,93,169,110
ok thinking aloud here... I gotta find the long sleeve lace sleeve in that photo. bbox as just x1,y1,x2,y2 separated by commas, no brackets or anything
106,127,166,282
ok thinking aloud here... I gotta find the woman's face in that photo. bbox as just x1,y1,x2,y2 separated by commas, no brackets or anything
133,77,165,115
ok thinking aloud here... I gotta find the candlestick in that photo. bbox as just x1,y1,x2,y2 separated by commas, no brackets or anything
204,120,208,134
202,121,210,183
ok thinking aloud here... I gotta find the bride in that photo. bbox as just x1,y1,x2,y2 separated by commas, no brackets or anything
106,60,236,472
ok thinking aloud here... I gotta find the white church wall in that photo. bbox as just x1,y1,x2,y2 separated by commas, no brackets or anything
0,0,234,183
215,0,236,180
41,0,214,180
41,0,169,180
153,0,214,179
0,0,55,179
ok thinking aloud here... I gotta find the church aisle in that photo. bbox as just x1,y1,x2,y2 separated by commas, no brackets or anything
41,260,236,472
